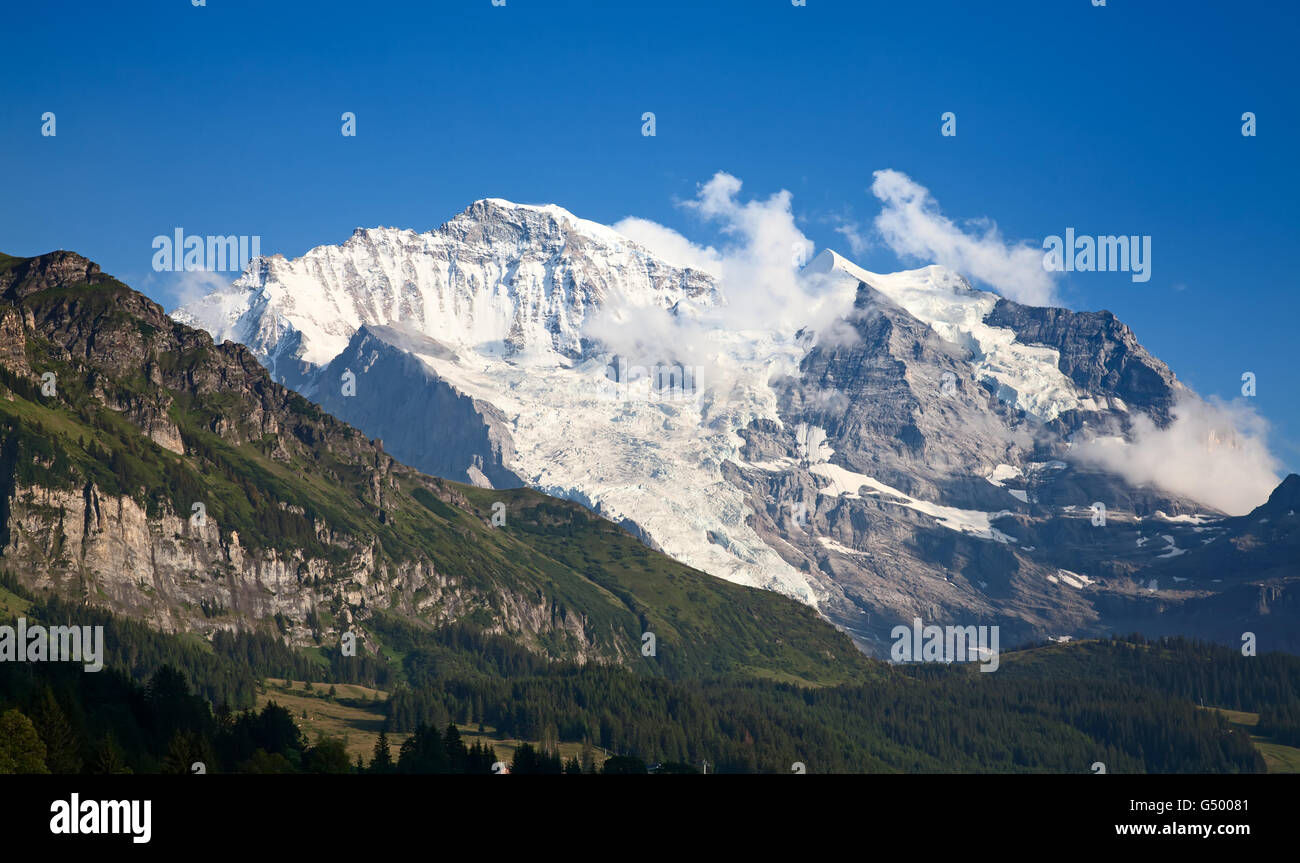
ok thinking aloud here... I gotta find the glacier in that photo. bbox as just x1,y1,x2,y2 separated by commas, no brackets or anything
174,196,1256,653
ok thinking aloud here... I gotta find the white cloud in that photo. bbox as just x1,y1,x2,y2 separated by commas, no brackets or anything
1072,393,1281,516
580,173,867,404
611,217,722,276
593,172,860,372
833,221,871,257
870,169,1059,306
154,268,235,314
677,172,835,332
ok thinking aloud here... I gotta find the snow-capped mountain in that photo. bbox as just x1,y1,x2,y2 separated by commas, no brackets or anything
177,199,713,391
175,199,1299,655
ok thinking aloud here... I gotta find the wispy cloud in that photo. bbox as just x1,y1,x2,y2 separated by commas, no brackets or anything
1072,393,1280,515
604,171,856,333
611,217,722,276
870,169,1059,306
832,220,871,257
591,172,860,391
145,268,236,315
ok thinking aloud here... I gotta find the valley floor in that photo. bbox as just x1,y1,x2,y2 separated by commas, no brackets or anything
259,678,609,769
1205,707,1300,773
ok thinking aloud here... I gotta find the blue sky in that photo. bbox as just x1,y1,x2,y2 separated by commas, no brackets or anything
2,0,1297,474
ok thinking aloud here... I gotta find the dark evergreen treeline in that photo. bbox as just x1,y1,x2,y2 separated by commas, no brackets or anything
375,615,1275,773
1,575,1294,774
1257,702,1300,747
993,634,1300,711
0,654,490,774
385,661,1265,774
1,576,310,706
383,723,498,774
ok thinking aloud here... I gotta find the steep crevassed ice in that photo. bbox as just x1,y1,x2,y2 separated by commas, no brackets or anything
406,337,823,605
177,200,822,604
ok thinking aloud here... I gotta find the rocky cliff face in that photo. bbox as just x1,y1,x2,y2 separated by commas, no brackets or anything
0,256,613,660
307,324,521,488
749,263,1296,653
11,480,359,636
3,478,610,656
984,298,1184,428
0,254,597,658
781,276,1028,502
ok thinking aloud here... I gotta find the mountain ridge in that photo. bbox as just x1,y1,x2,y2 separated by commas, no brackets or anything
170,202,1300,655
0,248,872,684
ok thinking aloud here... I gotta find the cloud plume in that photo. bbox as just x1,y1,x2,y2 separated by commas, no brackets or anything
591,173,860,389
1072,393,1281,516
870,169,1059,306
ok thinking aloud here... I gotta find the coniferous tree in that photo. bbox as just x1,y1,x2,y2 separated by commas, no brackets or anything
0,710,48,774
303,737,351,774
90,735,132,775
511,742,540,775
29,688,81,774
370,729,393,774
444,723,467,772
162,729,213,775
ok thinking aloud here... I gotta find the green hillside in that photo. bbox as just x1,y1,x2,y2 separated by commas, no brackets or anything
0,249,869,685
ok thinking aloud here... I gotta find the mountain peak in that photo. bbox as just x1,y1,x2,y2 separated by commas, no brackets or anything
1,247,866,681
807,248,968,296
453,197,632,248
805,247,856,276
0,249,114,301
175,197,714,370
1259,473,1300,514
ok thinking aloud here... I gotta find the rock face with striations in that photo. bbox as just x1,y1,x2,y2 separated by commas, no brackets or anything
0,252,528,648
984,298,1183,428
309,324,522,488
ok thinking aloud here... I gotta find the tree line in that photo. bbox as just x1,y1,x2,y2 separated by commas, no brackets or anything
1,575,1293,774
